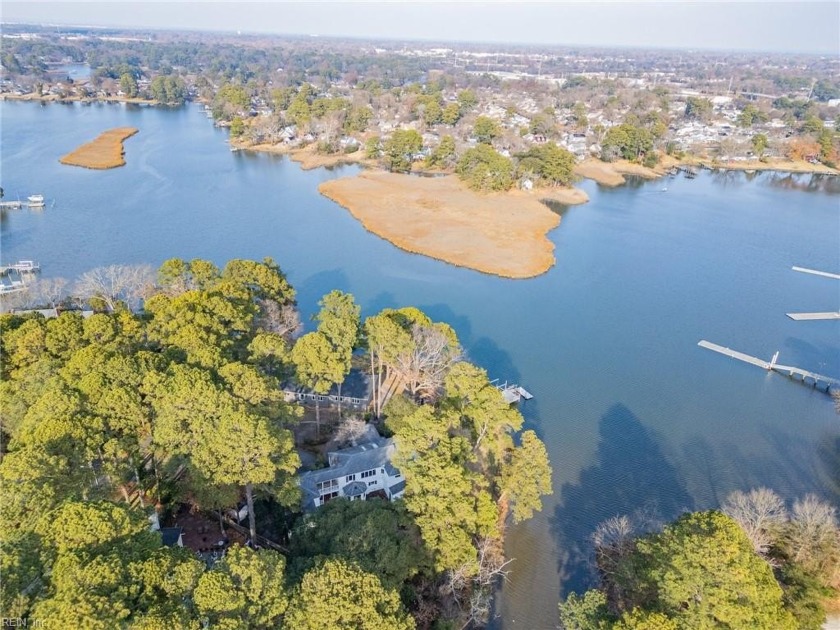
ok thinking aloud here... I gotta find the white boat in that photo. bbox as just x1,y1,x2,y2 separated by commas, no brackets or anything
27,194,45,205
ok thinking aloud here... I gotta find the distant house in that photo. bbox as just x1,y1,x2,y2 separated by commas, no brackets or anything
282,367,370,410
298,431,405,511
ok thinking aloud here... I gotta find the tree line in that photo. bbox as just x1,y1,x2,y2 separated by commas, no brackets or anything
559,487,840,629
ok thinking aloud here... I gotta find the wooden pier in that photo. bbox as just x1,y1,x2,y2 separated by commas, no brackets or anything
792,266,840,281
0,200,47,210
0,261,40,275
698,340,770,368
698,340,839,393
787,312,840,321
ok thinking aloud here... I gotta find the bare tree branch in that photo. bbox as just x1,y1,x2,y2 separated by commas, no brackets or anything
74,264,155,312
722,487,787,557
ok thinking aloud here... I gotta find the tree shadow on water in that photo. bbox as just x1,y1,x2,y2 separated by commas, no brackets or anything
551,403,694,597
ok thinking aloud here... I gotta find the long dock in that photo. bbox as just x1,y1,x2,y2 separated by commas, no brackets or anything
787,312,840,321
698,340,839,393
792,266,840,280
697,340,769,369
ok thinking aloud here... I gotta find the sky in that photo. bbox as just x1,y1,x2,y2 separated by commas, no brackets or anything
2,1,839,54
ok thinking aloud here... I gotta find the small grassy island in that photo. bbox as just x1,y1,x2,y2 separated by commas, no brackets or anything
59,127,139,169
319,171,588,279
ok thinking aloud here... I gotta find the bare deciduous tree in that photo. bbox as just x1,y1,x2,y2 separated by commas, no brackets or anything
443,536,511,629
256,298,301,338
27,277,69,309
722,487,788,556
333,415,369,448
787,494,840,579
593,514,635,551
74,264,155,312
396,324,462,400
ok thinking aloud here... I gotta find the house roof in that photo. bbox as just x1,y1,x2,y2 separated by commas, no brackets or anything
283,366,370,400
160,527,183,547
298,435,397,510
343,480,368,497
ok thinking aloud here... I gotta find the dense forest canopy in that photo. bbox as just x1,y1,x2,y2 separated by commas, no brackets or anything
0,257,553,628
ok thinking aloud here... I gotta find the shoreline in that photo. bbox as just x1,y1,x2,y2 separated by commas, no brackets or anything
233,140,373,170
575,156,838,187
233,137,838,187
1,92,159,106
318,171,588,279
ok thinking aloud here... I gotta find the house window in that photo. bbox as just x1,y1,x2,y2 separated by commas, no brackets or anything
321,491,339,503
361,470,376,479
346,474,355,482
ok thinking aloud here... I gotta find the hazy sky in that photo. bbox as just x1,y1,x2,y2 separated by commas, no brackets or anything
3,1,839,54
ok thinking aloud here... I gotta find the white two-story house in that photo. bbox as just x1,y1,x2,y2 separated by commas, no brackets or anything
298,432,405,511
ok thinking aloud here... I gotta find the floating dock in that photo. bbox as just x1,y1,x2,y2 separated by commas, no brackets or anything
494,380,534,404
792,266,840,281
698,340,838,393
787,312,840,321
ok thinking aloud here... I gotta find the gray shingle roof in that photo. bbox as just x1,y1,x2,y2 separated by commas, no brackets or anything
343,480,368,497
299,436,397,510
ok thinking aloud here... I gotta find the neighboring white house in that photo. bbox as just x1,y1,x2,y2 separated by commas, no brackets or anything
298,431,405,511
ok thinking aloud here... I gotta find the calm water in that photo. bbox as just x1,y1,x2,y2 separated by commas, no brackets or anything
2,101,839,628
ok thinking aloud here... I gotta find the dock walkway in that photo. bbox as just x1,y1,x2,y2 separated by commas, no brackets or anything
697,340,770,369
792,266,840,281
787,312,840,321
698,340,838,393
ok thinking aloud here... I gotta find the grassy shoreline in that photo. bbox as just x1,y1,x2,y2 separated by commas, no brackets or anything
59,127,139,169
1,92,158,106
319,171,588,279
575,155,838,187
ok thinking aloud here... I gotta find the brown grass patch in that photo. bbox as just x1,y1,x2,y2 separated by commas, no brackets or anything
59,127,139,169
575,155,838,187
574,158,667,186
319,171,588,279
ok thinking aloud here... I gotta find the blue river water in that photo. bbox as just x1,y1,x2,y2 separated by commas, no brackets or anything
2,100,838,628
